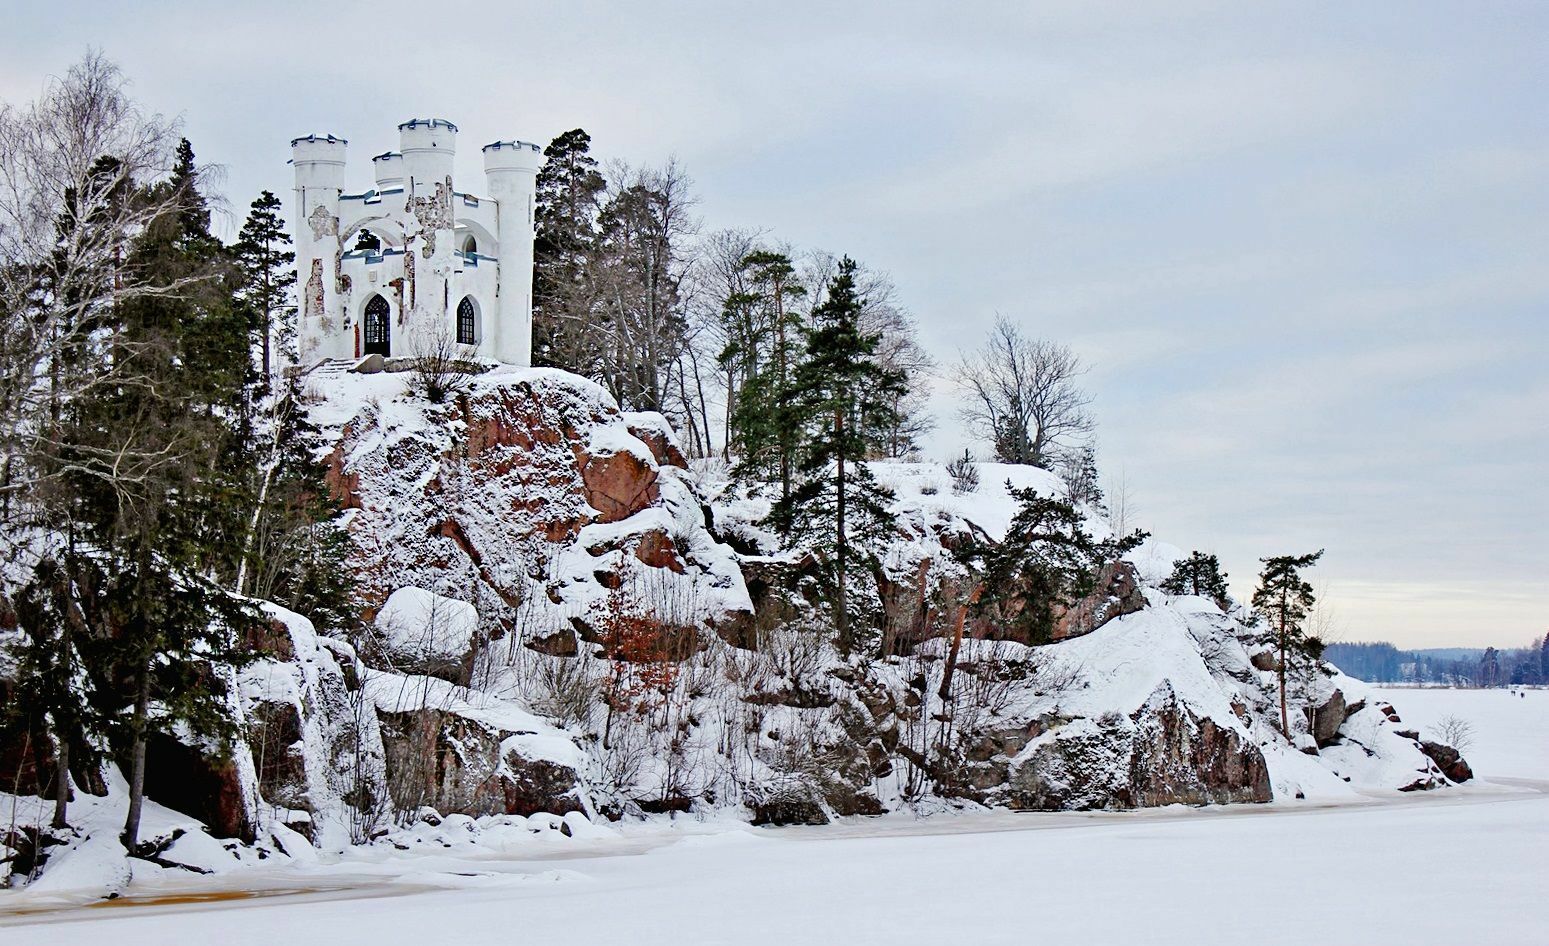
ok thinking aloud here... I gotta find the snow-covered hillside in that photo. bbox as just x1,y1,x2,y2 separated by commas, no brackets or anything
1,366,1478,895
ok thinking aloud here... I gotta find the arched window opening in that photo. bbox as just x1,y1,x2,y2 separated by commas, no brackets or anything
461,234,478,257
353,229,381,252
363,294,391,356
456,296,478,346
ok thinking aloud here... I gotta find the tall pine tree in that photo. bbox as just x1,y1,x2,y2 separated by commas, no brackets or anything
1251,550,1325,738
233,190,295,383
768,257,904,656
533,129,605,371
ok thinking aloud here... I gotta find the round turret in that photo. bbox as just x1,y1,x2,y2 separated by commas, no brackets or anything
482,139,544,175
372,150,404,189
398,118,457,194
290,133,347,191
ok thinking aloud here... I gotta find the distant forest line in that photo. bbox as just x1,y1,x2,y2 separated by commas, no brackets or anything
1325,639,1548,687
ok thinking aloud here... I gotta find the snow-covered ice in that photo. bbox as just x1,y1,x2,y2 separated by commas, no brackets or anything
3,688,1543,946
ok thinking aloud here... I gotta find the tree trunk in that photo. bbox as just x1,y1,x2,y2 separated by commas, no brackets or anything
1278,620,1290,737
122,666,151,850
938,585,985,702
775,282,791,506
51,734,69,829
834,410,848,655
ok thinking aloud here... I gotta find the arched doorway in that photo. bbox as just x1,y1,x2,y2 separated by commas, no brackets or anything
363,294,391,356
456,296,478,345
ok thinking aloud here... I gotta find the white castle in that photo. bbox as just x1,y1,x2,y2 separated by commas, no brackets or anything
290,118,543,366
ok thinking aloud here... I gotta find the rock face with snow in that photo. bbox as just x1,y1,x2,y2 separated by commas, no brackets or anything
315,368,752,674
367,671,588,819
1006,683,1272,809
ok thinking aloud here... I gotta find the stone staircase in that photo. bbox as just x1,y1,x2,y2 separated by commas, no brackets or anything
298,358,353,396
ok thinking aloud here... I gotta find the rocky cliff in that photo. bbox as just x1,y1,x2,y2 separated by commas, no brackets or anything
0,366,1471,890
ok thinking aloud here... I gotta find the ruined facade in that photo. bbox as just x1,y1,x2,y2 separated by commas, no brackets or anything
291,119,543,366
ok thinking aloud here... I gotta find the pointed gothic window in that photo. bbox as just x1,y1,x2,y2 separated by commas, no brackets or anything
457,296,477,345
363,294,391,356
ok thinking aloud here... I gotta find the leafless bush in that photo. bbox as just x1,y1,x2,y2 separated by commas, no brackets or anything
1432,714,1475,754
406,326,476,404
761,622,829,692
533,656,601,730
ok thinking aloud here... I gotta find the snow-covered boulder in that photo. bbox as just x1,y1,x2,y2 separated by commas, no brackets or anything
372,586,479,679
365,670,590,819
237,603,388,850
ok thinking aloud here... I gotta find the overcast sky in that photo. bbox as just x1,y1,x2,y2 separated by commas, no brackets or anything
3,2,1544,648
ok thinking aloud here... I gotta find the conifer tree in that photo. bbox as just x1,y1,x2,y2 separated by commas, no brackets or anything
1160,551,1232,611
768,257,904,655
956,485,1147,644
533,129,606,371
48,138,262,847
730,249,805,502
1251,550,1325,738
1057,443,1104,510
233,190,295,382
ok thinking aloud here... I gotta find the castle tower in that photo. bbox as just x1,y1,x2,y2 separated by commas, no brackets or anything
291,133,347,362
398,119,458,340
371,151,403,189
482,140,543,366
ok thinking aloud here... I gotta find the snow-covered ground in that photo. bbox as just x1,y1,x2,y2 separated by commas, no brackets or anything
1375,685,1549,781
3,687,1543,946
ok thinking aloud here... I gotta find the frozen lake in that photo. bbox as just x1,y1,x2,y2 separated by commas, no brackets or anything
4,687,1545,946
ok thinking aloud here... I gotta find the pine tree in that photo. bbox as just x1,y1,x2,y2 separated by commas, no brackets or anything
533,129,606,371
729,249,806,502
956,485,1147,644
1160,551,1232,611
1251,551,1325,738
233,190,296,383
768,257,904,656
1057,443,1104,510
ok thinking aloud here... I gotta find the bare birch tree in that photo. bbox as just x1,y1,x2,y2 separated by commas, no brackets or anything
0,52,181,544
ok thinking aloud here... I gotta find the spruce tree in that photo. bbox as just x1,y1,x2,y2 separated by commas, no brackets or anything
1251,550,1325,738
233,190,296,382
533,129,605,370
1057,444,1104,510
1160,551,1232,611
730,249,805,502
767,257,904,656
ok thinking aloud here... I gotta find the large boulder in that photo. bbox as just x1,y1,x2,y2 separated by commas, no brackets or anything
1305,688,1348,748
366,670,588,819
749,779,830,826
140,733,257,844
1420,741,1474,783
1053,560,1147,641
1006,683,1271,810
370,587,479,682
